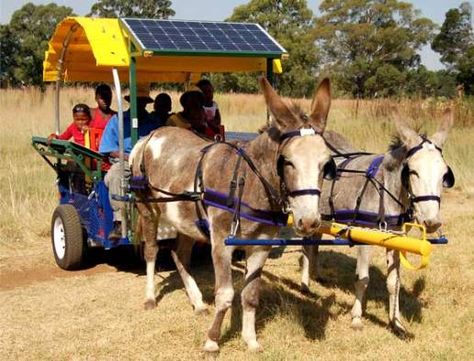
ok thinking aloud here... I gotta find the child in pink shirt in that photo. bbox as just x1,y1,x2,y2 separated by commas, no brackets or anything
48,104,92,146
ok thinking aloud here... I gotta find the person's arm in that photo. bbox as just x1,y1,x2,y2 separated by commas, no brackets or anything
57,123,74,140
98,115,119,155
214,107,221,126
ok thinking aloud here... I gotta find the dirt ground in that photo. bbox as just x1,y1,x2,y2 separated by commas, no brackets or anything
1,191,473,360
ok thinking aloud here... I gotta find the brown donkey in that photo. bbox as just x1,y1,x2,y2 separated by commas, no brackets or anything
301,110,454,334
130,77,334,352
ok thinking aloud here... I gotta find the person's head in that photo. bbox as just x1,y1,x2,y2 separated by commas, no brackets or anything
124,84,153,117
95,84,113,111
196,79,214,105
154,93,172,114
180,88,205,125
72,103,91,130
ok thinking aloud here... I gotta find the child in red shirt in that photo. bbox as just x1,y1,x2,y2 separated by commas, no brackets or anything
90,84,116,130
48,104,91,146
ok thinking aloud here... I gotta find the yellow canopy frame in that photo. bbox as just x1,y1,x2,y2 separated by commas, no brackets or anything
43,17,284,83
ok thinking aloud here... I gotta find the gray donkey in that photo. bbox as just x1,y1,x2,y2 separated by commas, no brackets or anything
301,109,454,334
130,77,335,352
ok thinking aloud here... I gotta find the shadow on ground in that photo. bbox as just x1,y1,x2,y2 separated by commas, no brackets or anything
84,243,425,344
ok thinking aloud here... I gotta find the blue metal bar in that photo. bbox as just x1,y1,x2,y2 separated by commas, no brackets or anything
225,237,448,246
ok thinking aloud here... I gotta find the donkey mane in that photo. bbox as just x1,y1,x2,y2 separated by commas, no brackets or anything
388,131,426,152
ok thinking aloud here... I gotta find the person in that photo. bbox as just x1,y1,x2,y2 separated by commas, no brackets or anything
99,84,158,240
89,84,116,151
90,84,116,129
47,104,91,146
167,87,218,138
150,92,172,127
196,79,221,135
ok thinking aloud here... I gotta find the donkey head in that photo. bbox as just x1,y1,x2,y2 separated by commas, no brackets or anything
259,77,335,236
394,109,454,233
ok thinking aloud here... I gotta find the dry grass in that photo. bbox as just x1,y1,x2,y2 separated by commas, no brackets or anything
1,87,473,360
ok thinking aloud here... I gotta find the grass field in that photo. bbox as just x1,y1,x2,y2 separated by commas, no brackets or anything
0,87,473,360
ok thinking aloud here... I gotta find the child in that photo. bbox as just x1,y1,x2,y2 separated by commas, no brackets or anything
196,79,221,135
90,84,116,130
48,103,92,146
151,92,172,127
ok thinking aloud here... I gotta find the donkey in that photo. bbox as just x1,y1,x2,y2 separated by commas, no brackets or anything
130,77,335,352
301,109,454,334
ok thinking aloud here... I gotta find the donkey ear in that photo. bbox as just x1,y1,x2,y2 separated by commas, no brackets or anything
259,76,300,130
431,108,454,148
393,110,419,148
308,78,331,132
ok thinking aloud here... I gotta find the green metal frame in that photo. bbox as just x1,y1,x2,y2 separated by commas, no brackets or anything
32,136,105,181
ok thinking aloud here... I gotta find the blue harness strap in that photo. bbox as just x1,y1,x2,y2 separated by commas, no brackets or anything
366,155,384,178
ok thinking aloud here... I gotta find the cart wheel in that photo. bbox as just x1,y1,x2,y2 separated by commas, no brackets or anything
51,204,85,270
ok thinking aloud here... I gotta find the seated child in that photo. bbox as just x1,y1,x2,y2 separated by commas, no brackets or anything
90,84,116,129
151,92,172,127
167,88,218,139
48,103,92,146
196,79,221,135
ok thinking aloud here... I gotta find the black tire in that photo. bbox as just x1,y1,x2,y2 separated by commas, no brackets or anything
51,204,85,270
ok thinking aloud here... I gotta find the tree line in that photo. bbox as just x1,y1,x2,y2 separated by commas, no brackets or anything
0,0,472,98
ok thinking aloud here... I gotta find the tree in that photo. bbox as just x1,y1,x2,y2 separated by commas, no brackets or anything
0,24,19,86
221,0,319,97
432,2,474,95
432,2,473,67
314,0,436,97
456,46,474,95
89,0,175,19
7,3,74,86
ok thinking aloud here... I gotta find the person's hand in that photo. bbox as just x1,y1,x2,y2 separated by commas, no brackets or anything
47,133,57,145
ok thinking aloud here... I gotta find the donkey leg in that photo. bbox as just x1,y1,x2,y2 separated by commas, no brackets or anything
203,244,234,353
170,235,207,314
137,205,159,310
301,241,321,293
351,245,371,329
386,249,406,334
241,247,270,352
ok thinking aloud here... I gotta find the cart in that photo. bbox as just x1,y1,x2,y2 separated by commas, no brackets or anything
33,16,287,269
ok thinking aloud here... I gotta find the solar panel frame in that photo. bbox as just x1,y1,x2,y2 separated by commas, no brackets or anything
120,18,287,57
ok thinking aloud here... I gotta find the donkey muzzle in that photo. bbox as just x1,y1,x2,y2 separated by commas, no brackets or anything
296,215,321,236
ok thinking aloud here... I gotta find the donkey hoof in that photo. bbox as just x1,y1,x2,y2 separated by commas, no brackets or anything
194,304,209,315
247,340,263,352
144,299,156,310
390,319,409,337
351,317,364,330
203,339,219,353
300,283,311,294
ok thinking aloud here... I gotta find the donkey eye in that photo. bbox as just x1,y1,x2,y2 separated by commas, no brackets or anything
284,160,295,169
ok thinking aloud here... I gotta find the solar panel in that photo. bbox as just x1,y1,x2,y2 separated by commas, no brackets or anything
120,18,286,56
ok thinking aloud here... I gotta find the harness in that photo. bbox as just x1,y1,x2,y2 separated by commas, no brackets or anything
402,136,455,206
325,154,409,229
131,127,325,238
324,136,454,229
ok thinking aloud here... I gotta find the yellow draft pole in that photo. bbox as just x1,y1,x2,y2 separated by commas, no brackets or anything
317,221,433,270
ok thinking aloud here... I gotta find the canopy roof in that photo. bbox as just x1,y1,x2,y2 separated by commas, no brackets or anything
43,17,285,83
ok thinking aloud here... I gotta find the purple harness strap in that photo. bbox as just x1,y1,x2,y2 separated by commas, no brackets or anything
203,188,288,227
